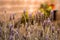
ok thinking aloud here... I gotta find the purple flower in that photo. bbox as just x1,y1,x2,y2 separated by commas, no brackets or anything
9,35,14,40
45,34,49,40
10,29,15,36
8,23,13,30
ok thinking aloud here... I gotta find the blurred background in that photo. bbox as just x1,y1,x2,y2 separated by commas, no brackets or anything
0,0,60,22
